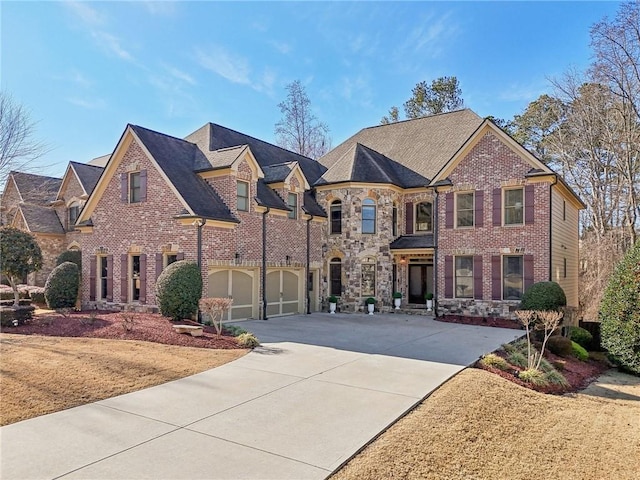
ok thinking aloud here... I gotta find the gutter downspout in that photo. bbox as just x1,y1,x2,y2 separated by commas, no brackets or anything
262,207,270,320
306,213,314,314
549,176,558,281
196,218,206,323
432,189,439,317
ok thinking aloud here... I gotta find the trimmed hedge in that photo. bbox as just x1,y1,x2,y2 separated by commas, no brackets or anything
156,260,202,321
520,281,567,311
546,335,573,357
600,240,640,374
571,341,589,361
44,262,79,309
0,305,35,327
567,326,593,350
56,250,82,270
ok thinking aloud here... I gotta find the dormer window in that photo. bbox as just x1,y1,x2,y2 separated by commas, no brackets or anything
237,181,249,211
288,192,297,219
330,200,342,234
129,172,141,203
68,204,80,228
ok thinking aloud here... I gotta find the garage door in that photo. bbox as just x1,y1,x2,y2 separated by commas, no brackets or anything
208,269,256,321
266,269,301,317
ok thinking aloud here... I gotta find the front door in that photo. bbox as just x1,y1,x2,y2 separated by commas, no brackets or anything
408,264,433,304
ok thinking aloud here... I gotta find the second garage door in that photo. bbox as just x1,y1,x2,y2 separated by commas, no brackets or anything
266,269,302,317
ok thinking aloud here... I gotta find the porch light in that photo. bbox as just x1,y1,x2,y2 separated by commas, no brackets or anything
400,256,407,264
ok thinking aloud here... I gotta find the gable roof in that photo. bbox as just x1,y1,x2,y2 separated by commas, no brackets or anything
316,143,429,188
9,171,62,204
255,179,289,210
69,162,104,196
129,125,238,223
17,203,65,234
319,109,484,181
186,123,327,184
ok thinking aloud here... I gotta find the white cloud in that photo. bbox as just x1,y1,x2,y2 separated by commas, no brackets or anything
163,64,196,85
401,10,459,59
92,31,134,62
499,81,547,103
195,46,251,85
270,40,292,55
340,74,373,108
64,1,105,26
141,1,177,16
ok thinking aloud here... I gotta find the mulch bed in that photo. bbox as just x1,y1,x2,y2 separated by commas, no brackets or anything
437,314,522,329
0,311,242,349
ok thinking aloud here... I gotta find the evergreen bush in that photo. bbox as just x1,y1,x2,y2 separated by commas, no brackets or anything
44,262,79,309
56,250,82,270
546,335,573,357
600,241,640,374
520,281,567,311
571,341,589,361
567,326,593,349
156,260,202,321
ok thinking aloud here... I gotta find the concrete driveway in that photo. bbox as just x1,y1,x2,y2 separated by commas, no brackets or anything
0,313,522,480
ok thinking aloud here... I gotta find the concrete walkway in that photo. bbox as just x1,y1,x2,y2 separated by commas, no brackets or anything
0,313,522,479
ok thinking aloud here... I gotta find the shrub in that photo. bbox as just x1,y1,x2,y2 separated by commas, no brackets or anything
365,297,376,305
544,369,570,388
0,305,35,327
44,262,79,309
56,250,82,270
236,332,260,348
479,353,510,371
520,281,567,311
546,335,573,357
571,341,589,361
600,240,640,374
392,292,402,299
224,325,247,336
506,350,528,369
567,326,593,349
425,292,434,300
156,260,202,321
518,368,548,387
328,295,337,303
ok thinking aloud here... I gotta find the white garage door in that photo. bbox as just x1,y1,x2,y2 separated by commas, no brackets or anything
208,269,256,321
266,269,301,317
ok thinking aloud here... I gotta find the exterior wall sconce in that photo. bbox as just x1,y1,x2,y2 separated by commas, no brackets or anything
400,256,407,264
235,252,241,264
285,255,291,266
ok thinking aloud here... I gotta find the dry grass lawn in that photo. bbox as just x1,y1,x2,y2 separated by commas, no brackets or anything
0,333,246,426
332,369,640,480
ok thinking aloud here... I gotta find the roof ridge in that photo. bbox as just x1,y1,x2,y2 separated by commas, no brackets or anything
361,108,476,132
69,161,104,170
130,124,196,146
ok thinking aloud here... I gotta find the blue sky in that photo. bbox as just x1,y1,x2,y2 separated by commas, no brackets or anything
2,1,621,178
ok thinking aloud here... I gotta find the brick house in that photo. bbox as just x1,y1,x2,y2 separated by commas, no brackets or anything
75,123,327,320
1,165,102,285
316,109,583,317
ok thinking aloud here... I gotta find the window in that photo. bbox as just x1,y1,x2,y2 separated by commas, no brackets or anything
504,188,524,225
392,204,398,236
68,204,80,228
362,199,376,234
165,254,178,267
99,256,108,300
131,255,141,301
129,172,141,203
456,193,474,228
288,192,297,219
237,181,249,211
563,258,567,278
330,200,342,234
361,260,376,297
330,257,342,296
455,256,474,298
415,202,432,232
503,255,524,300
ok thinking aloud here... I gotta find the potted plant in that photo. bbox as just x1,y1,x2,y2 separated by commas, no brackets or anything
328,295,337,314
392,292,402,309
425,292,434,312
365,297,376,315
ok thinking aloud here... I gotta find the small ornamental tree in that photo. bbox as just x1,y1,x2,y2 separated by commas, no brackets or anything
44,261,79,310
0,227,43,306
156,260,202,321
520,281,567,311
600,240,640,374
199,297,233,337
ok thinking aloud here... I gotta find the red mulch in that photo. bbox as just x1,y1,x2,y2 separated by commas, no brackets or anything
438,314,522,330
0,311,242,349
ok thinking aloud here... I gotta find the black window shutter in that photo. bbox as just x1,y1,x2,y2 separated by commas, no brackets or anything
139,254,147,303
474,255,483,300
121,254,128,303
475,190,484,228
524,185,535,224
405,202,413,234
445,192,454,229
121,173,128,202
524,254,534,292
155,253,163,281
89,255,97,301
491,255,502,300
492,188,502,226
444,255,453,298
139,170,148,202
106,255,113,301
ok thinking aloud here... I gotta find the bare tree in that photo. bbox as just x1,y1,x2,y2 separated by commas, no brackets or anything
275,80,331,160
0,92,49,182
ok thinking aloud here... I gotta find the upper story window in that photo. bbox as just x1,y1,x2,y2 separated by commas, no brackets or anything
129,172,142,203
288,192,297,219
330,200,342,234
392,204,398,237
362,199,376,234
415,202,432,232
504,188,524,225
456,192,474,228
68,204,80,228
237,181,249,211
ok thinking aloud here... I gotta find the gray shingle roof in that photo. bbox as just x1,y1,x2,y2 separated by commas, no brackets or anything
129,125,238,223
319,109,483,181
18,203,64,234
390,234,435,249
69,162,104,195
255,180,289,210
303,191,327,217
263,162,297,183
315,143,429,188
11,172,62,204
188,123,327,184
